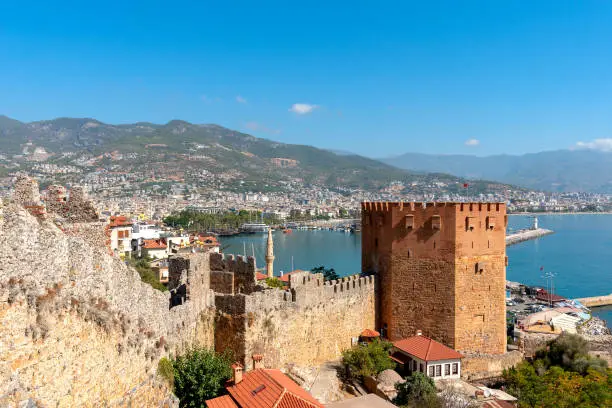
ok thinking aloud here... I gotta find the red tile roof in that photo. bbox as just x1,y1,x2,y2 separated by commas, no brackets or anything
142,239,167,249
393,335,463,362
214,369,323,408
109,216,132,228
360,329,380,337
279,270,305,282
256,272,268,281
207,395,239,408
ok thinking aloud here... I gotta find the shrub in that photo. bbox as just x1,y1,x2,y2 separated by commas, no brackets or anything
127,257,168,292
394,372,440,408
341,339,395,379
172,347,233,408
157,357,174,388
265,277,285,288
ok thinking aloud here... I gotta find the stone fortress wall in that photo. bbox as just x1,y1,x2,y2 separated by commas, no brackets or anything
1,175,377,406
214,265,376,370
1,177,216,407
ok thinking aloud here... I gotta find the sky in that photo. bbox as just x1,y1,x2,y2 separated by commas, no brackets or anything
2,1,612,157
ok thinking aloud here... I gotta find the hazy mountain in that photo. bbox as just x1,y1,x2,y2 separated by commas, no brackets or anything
0,115,517,194
381,150,612,193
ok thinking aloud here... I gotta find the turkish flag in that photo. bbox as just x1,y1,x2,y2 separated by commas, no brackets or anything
463,183,469,188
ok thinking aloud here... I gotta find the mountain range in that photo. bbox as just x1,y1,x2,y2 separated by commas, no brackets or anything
381,151,612,193
0,115,509,194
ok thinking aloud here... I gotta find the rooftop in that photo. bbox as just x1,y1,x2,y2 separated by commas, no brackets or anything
393,335,463,362
142,239,167,250
210,368,323,408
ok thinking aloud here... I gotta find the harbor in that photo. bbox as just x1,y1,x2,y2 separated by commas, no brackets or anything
575,294,612,308
505,227,554,246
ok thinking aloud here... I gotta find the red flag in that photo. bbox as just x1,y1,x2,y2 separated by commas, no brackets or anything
463,183,469,188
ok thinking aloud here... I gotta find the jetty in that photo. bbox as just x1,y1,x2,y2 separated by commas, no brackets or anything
505,228,554,246
575,294,612,308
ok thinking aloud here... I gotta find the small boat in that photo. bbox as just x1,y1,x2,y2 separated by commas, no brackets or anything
283,229,292,234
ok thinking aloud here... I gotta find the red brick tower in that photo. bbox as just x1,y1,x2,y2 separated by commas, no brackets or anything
362,202,507,355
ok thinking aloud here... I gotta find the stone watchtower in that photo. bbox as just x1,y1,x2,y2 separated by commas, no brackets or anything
362,202,507,355
266,228,275,278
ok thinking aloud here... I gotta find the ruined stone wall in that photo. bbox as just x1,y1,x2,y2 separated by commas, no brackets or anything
461,351,523,381
210,253,257,294
216,272,376,370
0,203,215,407
45,183,98,222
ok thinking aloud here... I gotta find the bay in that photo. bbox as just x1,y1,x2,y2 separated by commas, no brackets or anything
220,215,612,325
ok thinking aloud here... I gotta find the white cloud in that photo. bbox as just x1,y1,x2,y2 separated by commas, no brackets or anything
574,138,612,152
289,103,318,115
464,138,480,146
236,95,247,104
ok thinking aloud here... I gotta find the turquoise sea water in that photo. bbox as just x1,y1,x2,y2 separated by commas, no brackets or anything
220,215,612,325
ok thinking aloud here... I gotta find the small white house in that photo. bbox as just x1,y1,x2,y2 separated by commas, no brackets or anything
391,332,463,381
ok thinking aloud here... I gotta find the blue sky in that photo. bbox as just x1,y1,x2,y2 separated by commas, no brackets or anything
2,1,612,157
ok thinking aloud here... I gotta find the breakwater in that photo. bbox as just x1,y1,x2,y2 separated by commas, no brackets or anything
575,294,612,308
506,228,554,246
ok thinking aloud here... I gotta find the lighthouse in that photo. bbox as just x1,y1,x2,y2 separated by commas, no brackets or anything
266,228,275,278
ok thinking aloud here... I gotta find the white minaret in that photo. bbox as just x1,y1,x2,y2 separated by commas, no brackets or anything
266,228,275,278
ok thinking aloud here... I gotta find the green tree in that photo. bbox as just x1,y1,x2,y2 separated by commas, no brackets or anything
341,339,395,379
265,277,285,288
311,265,339,281
172,348,233,408
394,372,440,408
535,333,608,375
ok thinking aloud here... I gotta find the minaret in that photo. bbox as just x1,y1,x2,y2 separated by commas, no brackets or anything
266,228,275,278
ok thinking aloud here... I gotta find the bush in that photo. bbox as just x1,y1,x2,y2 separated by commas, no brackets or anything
157,357,174,388
265,277,285,288
341,339,395,379
172,347,233,408
394,372,439,408
127,257,168,292
535,333,608,375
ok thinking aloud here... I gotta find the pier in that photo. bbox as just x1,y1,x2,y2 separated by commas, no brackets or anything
575,294,612,308
505,228,554,246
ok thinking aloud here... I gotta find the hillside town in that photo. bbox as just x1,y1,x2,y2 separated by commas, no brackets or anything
1,174,610,407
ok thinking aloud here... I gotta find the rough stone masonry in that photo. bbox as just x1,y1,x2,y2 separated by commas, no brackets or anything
0,176,376,406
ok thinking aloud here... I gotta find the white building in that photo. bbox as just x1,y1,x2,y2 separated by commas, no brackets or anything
132,223,162,240
391,332,463,381
108,216,133,258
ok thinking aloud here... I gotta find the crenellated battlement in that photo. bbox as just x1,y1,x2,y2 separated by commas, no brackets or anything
210,252,257,295
210,252,256,273
361,201,505,213
323,274,375,295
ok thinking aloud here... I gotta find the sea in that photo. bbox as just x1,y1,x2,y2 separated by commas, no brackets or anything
219,215,612,326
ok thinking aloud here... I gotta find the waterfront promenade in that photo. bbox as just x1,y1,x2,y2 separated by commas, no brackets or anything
506,228,554,246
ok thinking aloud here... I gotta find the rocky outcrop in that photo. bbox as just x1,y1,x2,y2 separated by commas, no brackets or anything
0,202,214,407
